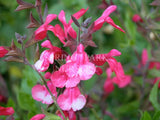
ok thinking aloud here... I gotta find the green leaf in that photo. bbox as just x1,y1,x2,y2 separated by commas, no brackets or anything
17,91,37,111
149,80,160,110
140,111,152,120
153,111,160,120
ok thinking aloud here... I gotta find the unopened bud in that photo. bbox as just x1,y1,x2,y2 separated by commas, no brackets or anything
149,32,156,40
103,25,114,34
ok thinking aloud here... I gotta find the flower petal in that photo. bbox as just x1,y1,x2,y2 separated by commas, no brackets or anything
57,89,72,111
41,40,53,49
0,46,8,58
65,77,80,88
58,10,67,27
68,7,89,25
35,24,47,40
30,114,45,120
45,14,57,25
105,17,125,32
105,49,121,58
34,59,49,72
53,24,66,44
113,75,131,88
72,94,86,111
78,62,96,80
101,5,117,18
32,85,46,102
0,106,14,116
51,71,67,88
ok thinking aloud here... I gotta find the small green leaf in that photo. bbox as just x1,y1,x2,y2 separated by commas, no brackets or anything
149,80,160,110
140,111,152,120
153,111,160,120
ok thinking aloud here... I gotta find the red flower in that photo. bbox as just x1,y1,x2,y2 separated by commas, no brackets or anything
30,114,45,120
93,5,125,32
57,87,86,111
132,14,143,23
34,40,62,72
0,106,14,116
35,14,57,40
0,46,8,58
91,49,131,88
32,81,57,104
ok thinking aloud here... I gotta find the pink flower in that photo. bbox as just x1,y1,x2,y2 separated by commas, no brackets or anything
0,106,14,116
58,8,88,39
34,40,62,72
0,46,8,58
132,14,143,23
93,5,125,32
30,114,45,120
35,14,57,40
107,59,131,88
104,66,131,94
91,49,131,88
51,44,96,88
57,109,76,120
57,87,86,111
32,81,57,104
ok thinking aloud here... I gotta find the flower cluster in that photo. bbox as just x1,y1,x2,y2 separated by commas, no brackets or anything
31,5,131,120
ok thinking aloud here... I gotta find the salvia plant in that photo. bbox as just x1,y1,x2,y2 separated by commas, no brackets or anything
0,0,160,120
